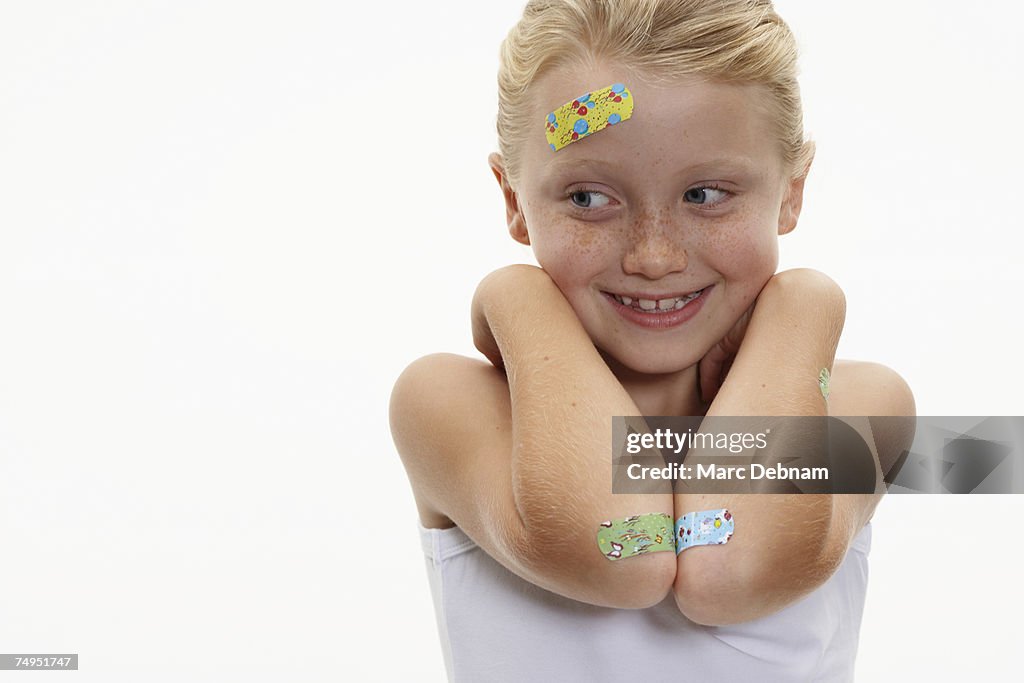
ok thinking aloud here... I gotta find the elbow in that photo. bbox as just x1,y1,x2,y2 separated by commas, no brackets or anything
587,550,676,609
509,465,677,609
672,551,757,627
672,531,844,626
604,550,677,609
515,529,677,609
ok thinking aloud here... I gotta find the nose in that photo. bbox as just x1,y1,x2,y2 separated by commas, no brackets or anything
621,218,688,280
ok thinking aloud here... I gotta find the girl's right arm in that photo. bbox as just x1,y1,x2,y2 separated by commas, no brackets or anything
390,264,675,608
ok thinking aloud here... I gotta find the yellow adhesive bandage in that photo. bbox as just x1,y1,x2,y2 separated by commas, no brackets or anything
545,83,634,152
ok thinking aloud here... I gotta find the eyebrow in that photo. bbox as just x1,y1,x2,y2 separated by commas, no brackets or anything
545,157,612,174
546,156,760,176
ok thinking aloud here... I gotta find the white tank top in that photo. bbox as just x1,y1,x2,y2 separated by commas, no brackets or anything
419,520,872,682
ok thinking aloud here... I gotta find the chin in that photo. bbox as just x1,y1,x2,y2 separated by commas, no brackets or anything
601,347,698,377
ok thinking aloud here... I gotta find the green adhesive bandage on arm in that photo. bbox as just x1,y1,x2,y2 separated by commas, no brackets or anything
675,509,734,554
596,513,674,561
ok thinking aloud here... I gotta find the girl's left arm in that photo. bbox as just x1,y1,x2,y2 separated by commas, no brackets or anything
672,269,915,626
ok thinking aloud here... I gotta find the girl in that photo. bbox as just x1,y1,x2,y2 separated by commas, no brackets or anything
391,1,914,680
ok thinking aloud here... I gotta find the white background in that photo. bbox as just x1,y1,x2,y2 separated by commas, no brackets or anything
1,1,1022,681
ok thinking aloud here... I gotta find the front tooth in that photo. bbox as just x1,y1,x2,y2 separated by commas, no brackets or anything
674,298,688,310
638,298,657,311
657,298,675,311
621,296,632,306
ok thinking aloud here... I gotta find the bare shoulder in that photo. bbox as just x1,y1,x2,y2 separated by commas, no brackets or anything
389,353,513,530
830,359,915,417
830,359,917,479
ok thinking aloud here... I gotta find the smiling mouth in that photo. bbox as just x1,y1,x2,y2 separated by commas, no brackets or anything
605,287,708,312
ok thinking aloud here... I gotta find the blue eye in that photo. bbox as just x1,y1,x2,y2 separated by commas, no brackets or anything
569,190,610,209
684,185,729,206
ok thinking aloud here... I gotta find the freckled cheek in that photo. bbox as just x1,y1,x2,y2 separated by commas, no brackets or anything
527,215,616,286
704,223,779,279
533,239,608,290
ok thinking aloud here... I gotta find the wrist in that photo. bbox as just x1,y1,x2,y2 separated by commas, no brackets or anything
758,269,846,322
476,264,558,320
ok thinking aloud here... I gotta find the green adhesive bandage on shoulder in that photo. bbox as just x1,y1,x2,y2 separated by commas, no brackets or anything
596,513,674,561
819,367,831,402
675,509,734,554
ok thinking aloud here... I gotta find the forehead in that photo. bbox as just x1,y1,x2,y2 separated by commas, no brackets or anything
522,61,782,181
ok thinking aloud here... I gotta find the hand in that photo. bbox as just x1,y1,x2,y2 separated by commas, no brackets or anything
471,275,505,371
698,300,756,405
470,264,549,371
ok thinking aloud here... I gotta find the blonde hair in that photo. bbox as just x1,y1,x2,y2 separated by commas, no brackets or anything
496,0,815,186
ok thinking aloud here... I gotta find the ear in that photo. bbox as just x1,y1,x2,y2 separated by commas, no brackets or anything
778,155,813,236
488,152,530,245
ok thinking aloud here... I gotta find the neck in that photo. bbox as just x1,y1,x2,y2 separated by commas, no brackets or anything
599,351,708,417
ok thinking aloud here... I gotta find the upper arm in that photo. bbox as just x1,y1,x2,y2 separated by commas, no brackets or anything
831,360,916,490
815,362,916,585
390,353,674,608
827,361,916,540
822,361,915,568
390,352,524,552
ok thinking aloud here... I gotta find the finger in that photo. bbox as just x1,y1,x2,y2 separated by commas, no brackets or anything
482,347,505,371
699,355,721,405
721,358,734,385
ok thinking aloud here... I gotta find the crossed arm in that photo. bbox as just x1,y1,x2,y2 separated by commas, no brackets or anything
390,265,914,624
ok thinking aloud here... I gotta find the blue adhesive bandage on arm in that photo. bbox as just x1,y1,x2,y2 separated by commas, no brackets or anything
676,509,734,554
